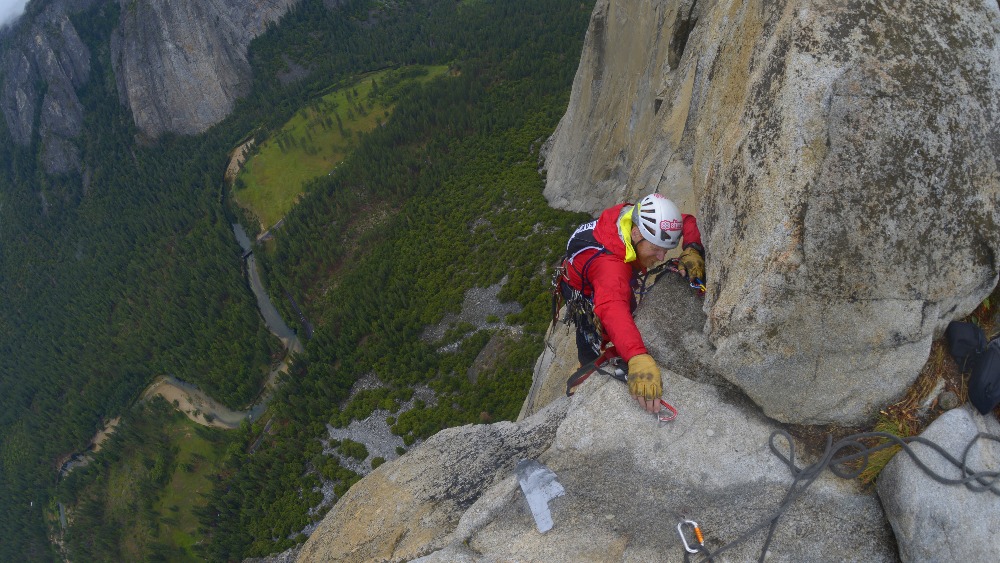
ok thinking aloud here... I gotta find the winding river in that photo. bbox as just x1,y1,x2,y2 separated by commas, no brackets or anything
233,224,303,355
143,224,304,428
60,224,304,476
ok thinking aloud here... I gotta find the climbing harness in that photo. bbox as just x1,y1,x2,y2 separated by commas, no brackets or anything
680,429,1000,562
551,253,701,360
551,264,606,360
550,215,697,425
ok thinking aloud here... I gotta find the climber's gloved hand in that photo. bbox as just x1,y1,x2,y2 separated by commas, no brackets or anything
627,353,662,414
678,243,705,283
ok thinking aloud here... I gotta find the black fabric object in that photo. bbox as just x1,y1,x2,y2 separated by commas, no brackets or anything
575,328,600,366
945,321,987,369
969,339,1000,415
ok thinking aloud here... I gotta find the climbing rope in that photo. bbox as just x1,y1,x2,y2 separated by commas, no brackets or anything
685,429,1000,562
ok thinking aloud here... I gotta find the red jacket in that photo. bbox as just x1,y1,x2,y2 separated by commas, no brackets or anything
562,203,702,361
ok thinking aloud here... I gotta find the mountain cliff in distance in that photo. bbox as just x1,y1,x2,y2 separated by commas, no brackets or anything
0,0,97,175
0,0,298,176
111,0,298,140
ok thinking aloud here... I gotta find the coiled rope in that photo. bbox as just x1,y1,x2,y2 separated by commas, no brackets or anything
689,429,1000,562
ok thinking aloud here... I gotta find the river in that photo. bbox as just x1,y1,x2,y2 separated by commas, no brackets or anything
233,223,303,354
144,224,304,424
60,224,305,476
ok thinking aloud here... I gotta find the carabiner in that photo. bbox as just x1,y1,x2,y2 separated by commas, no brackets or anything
690,277,706,295
677,519,705,554
657,399,678,423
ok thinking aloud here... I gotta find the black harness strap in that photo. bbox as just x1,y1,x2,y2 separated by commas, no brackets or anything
565,356,629,397
565,359,598,397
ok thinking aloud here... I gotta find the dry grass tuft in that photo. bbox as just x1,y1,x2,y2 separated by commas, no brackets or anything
967,285,999,338
744,288,999,486
855,285,1000,485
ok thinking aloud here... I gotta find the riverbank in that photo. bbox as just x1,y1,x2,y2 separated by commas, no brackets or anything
142,376,251,429
59,222,304,477
136,226,303,430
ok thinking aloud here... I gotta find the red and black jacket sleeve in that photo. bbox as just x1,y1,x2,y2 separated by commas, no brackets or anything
681,213,703,254
588,254,648,362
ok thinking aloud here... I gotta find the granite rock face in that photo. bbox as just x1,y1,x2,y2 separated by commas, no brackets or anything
543,0,1000,425
0,0,94,175
297,402,569,563
111,0,298,139
301,354,897,562
288,4,1000,560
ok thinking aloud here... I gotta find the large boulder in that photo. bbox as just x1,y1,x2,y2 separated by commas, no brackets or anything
877,405,1000,562
297,401,568,563
543,0,1000,425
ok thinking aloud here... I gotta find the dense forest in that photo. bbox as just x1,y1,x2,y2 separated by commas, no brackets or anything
0,3,275,559
0,0,594,560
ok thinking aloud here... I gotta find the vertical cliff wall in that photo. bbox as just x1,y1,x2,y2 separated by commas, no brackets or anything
0,0,300,171
111,0,298,139
0,0,95,175
544,0,1000,425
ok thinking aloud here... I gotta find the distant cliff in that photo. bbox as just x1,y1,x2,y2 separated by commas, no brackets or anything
111,0,298,139
0,0,298,176
0,0,97,175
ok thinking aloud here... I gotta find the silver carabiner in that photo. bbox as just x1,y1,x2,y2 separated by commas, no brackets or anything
677,519,704,554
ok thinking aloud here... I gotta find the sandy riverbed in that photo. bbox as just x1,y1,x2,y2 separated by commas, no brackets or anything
143,376,250,429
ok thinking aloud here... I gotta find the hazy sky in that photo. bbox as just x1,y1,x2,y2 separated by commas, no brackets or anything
0,0,29,28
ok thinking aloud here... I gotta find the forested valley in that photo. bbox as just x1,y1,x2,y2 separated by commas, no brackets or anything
0,0,594,560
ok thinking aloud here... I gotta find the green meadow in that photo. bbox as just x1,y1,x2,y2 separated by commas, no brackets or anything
151,417,233,560
57,399,235,561
233,65,450,229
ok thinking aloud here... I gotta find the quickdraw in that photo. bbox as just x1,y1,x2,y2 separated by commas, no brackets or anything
657,399,678,422
550,256,606,360
550,264,566,327
660,258,706,297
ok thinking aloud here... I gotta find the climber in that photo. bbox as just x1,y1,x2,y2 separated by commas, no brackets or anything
557,193,704,414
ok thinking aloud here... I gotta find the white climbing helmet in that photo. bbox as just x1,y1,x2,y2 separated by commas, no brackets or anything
631,193,683,249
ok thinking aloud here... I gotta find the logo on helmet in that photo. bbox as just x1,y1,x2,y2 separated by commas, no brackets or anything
660,219,682,231
653,193,666,199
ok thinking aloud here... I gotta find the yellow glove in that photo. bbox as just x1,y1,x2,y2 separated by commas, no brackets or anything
627,354,662,402
678,245,705,282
